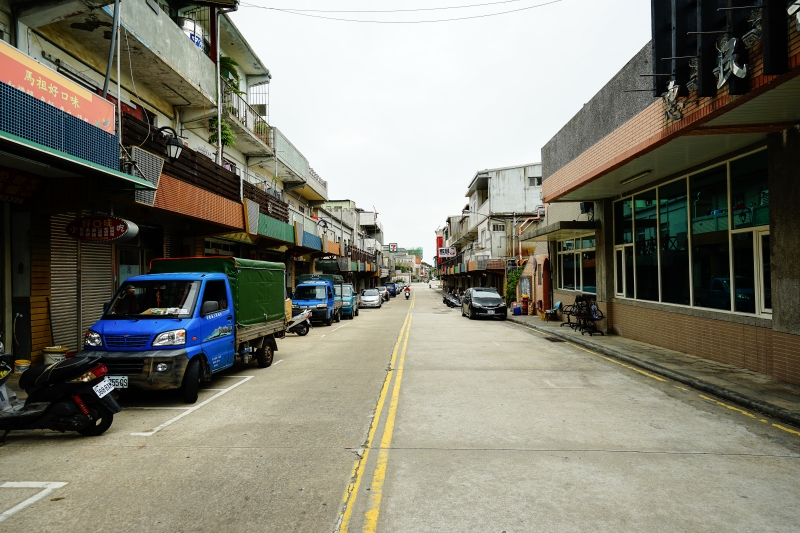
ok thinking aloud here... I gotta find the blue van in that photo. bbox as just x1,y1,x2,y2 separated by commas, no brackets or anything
385,282,398,297
292,275,343,326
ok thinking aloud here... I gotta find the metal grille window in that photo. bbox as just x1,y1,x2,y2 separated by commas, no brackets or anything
612,148,770,316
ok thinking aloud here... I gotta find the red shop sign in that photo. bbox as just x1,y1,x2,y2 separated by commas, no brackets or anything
66,216,139,243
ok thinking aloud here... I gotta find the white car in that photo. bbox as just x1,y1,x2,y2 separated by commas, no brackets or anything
361,289,383,308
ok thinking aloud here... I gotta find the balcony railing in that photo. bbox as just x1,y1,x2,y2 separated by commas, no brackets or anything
221,77,271,147
308,167,328,191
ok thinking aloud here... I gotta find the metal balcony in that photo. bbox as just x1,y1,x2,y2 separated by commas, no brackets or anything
221,77,272,156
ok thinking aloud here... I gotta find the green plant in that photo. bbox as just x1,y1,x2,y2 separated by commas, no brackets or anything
219,56,240,83
505,268,522,303
253,121,270,140
208,117,236,147
220,56,246,96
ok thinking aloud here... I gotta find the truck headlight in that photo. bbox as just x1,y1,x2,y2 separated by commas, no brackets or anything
84,330,102,347
152,329,186,346
316,303,328,308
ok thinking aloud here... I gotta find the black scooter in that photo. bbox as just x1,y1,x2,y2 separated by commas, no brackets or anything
0,354,121,442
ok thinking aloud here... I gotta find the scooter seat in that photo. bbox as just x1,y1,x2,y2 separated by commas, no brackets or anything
18,356,100,390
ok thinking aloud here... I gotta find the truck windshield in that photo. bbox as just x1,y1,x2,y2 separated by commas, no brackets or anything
295,286,327,300
335,286,353,297
104,280,201,318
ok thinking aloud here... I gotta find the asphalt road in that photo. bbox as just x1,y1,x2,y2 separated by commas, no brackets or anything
2,283,800,532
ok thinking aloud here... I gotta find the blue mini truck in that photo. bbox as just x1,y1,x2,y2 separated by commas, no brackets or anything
78,257,286,403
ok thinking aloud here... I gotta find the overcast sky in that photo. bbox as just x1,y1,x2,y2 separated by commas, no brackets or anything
230,0,651,261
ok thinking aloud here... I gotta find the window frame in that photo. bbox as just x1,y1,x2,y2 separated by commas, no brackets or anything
557,235,596,294
611,147,770,317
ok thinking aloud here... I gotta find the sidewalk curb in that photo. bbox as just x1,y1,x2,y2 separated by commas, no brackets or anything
508,316,800,429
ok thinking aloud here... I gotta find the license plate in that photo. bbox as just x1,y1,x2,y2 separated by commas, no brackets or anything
93,377,115,398
487,310,495,315
107,376,128,389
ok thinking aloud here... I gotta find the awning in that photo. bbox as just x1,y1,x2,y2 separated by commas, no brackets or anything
520,220,600,242
0,129,155,190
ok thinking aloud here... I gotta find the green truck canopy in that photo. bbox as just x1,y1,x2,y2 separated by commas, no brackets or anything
150,257,286,327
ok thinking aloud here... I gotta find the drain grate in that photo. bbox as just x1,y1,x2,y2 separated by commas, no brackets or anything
544,337,565,343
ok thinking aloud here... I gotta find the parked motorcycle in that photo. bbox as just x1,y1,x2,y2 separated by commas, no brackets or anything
0,354,120,442
288,309,312,336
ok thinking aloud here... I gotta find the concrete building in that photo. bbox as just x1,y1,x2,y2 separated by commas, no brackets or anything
523,5,800,385
439,163,544,295
0,0,360,362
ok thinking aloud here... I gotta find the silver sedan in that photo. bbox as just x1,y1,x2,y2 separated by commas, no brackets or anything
360,289,383,308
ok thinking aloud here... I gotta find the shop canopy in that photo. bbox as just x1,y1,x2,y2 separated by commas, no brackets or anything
0,129,155,190
520,220,600,243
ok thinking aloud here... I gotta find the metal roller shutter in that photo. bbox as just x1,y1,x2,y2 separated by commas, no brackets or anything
50,213,78,350
79,241,113,340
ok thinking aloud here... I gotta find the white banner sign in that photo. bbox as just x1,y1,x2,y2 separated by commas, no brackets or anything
438,247,456,258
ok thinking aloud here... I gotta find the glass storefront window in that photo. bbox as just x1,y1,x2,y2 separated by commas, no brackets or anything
690,164,728,234
624,246,634,299
614,199,633,245
761,233,771,311
615,249,623,295
732,232,756,314
634,189,659,301
730,151,769,230
563,253,576,290
581,236,596,249
582,252,596,294
691,164,730,310
659,179,690,305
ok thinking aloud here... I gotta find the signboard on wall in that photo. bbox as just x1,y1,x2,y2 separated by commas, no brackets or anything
438,247,456,258
389,243,398,252
66,216,138,243
0,166,45,204
0,39,115,133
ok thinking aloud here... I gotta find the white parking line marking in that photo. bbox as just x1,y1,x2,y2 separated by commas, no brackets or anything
320,335,326,338
273,359,283,366
543,379,559,388
332,323,351,332
0,482,68,523
130,376,254,437
124,406,191,411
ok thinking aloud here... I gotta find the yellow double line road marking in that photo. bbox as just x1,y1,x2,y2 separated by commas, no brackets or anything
338,291,414,533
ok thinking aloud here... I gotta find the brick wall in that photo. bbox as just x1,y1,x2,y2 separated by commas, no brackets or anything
609,300,800,385
543,20,800,202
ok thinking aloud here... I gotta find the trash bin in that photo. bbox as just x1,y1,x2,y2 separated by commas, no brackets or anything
43,346,69,365
513,306,522,316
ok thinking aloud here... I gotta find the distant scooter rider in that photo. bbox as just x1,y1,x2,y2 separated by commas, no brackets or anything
404,286,411,300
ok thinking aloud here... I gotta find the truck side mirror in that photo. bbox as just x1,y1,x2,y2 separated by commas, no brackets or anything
201,301,220,315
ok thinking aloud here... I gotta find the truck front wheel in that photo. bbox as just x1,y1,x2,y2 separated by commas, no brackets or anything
182,358,201,404
256,344,274,368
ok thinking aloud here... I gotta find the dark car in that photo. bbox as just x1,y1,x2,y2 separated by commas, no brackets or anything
385,282,398,297
461,288,507,320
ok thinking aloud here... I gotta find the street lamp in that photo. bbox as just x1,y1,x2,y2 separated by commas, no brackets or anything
156,126,184,164
317,218,329,238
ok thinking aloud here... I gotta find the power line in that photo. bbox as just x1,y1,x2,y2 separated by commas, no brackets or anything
239,0,562,23
242,0,532,13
